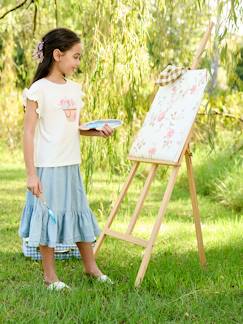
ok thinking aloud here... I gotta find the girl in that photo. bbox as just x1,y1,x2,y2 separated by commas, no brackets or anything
19,28,114,290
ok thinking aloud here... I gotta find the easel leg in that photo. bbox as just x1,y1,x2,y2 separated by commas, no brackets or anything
94,162,139,256
185,150,206,266
135,166,180,287
126,164,158,234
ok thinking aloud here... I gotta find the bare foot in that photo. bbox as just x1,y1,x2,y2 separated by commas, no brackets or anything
44,275,59,286
84,268,103,278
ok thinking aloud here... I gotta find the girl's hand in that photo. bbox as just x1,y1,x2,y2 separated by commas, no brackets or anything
98,124,114,138
27,174,43,197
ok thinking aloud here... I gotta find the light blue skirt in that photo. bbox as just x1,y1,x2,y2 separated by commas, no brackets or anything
19,164,100,248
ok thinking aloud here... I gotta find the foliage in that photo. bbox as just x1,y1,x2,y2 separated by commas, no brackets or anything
0,0,242,187
228,46,243,90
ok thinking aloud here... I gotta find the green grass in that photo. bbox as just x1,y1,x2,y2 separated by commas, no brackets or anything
0,142,242,323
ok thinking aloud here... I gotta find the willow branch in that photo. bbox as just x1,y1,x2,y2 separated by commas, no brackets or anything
198,111,243,122
33,2,37,34
0,0,30,20
54,0,58,27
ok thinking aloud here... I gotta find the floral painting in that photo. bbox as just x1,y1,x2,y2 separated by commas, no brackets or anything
129,69,208,163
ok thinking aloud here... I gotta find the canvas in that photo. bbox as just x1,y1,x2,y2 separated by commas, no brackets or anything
129,69,208,163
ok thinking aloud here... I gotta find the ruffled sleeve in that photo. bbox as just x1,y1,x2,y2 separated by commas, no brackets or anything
22,82,43,117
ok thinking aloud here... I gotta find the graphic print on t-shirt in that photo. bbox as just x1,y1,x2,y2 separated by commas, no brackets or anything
58,98,77,122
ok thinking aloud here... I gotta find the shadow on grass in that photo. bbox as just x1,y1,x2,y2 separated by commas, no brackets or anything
0,237,242,294
96,237,243,294
90,189,238,225
0,233,242,322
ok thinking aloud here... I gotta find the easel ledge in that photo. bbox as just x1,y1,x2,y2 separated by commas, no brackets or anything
94,22,214,287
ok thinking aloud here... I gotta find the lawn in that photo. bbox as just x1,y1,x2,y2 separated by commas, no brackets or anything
0,142,242,323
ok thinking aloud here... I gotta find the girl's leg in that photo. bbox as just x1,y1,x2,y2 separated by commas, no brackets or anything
39,245,59,284
76,242,103,277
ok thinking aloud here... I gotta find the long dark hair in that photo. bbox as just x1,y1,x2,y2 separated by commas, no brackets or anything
32,28,80,84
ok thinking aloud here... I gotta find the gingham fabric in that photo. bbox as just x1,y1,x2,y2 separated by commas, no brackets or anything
155,65,187,86
22,238,81,260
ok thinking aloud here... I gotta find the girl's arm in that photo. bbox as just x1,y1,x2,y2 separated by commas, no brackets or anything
79,129,101,136
23,99,42,197
79,124,114,138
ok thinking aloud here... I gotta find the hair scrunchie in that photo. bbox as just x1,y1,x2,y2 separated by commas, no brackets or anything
32,41,44,63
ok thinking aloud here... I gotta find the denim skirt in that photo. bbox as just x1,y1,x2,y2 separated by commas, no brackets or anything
18,164,100,248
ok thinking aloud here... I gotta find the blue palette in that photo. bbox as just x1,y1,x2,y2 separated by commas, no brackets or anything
79,119,122,131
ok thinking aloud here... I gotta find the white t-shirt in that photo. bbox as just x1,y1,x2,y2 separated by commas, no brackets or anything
23,78,84,167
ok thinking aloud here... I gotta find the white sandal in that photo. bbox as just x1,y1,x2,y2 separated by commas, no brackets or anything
84,272,114,284
46,281,71,291
97,274,114,284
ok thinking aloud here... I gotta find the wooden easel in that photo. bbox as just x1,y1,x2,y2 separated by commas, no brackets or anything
94,23,214,287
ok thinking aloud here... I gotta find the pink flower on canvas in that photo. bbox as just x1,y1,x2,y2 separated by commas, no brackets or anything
166,128,174,138
148,147,156,155
172,86,177,93
157,111,165,121
189,84,197,94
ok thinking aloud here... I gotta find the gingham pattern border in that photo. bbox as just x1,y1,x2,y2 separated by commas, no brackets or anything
155,65,188,86
22,238,81,260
